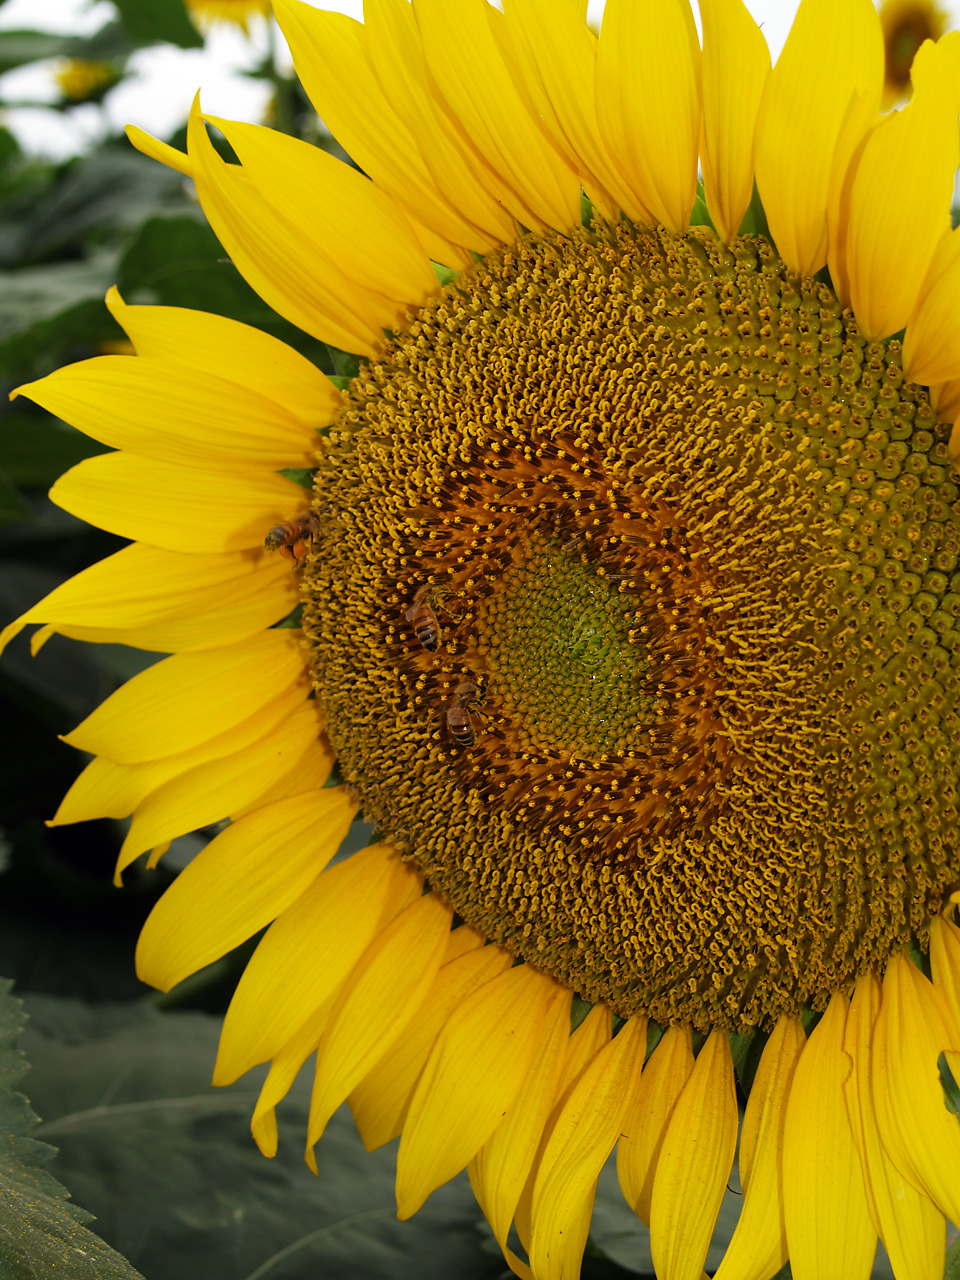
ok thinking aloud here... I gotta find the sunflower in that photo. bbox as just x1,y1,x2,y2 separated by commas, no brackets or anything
5,0,960,1274
186,0,273,33
879,0,949,106
54,58,119,103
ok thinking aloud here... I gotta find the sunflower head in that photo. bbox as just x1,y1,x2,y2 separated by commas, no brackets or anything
186,0,272,33
6,0,960,1277
307,217,960,1032
54,58,119,103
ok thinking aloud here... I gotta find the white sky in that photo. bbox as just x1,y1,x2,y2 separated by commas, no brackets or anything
0,0,810,160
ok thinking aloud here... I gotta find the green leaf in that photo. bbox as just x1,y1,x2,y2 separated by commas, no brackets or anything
0,469,31,524
0,981,144,1279
0,146,190,270
111,0,202,49
940,1052,960,1116
729,1026,766,1095
0,31,77,75
328,349,362,379
277,468,315,490
20,997,500,1280
0,410,108,491
738,181,771,241
272,603,304,629
432,262,458,286
0,23,134,76
0,254,122,379
945,1232,960,1279
59,20,136,63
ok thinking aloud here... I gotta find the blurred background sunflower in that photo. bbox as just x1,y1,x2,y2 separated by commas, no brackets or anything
2,2,960,1279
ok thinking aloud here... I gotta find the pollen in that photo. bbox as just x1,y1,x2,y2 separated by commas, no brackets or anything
303,222,960,1032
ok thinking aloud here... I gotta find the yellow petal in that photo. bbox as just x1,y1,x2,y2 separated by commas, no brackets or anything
713,1017,804,1280
13,355,316,473
934,378,960,431
552,1005,615,1101
903,226,960,387
250,997,335,1157
699,0,771,243
649,1030,739,1280
185,99,385,357
754,0,883,276
51,453,307,555
54,678,306,831
503,0,648,224
53,755,160,826
213,843,412,1083
136,788,357,991
349,937,513,1152
64,628,306,763
225,735,336,818
116,700,331,872
825,84,889,310
105,287,340,429
0,543,291,656
441,924,489,964
528,1015,648,1280
246,859,429,1147
362,0,518,244
469,983,572,1254
396,963,558,1219
846,33,960,340
412,0,580,235
782,993,877,1279
126,123,190,175
272,0,487,258
596,0,701,233
617,1026,695,1225
45,579,297,654
929,914,960,1032
872,952,960,1226
307,890,453,1163
206,113,437,310
844,973,946,1280
514,1003,614,1256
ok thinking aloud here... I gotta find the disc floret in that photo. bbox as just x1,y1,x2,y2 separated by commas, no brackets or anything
304,223,960,1031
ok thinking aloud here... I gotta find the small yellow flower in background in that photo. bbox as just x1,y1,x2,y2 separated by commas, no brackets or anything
186,0,272,33
879,0,949,103
54,58,118,103
5,0,960,1276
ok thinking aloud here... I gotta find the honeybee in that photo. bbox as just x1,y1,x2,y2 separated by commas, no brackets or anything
264,512,319,564
405,584,440,651
446,681,477,748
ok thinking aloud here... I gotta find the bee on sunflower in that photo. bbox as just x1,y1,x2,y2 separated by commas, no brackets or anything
5,0,960,1276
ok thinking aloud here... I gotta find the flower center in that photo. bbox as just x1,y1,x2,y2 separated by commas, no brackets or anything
304,222,960,1032
480,531,654,759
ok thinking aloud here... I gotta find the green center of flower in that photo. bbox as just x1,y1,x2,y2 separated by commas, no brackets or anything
304,222,960,1032
479,532,653,759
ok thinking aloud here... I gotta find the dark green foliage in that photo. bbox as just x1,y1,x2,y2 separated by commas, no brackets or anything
18,997,502,1280
0,982,144,1279
110,0,202,48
